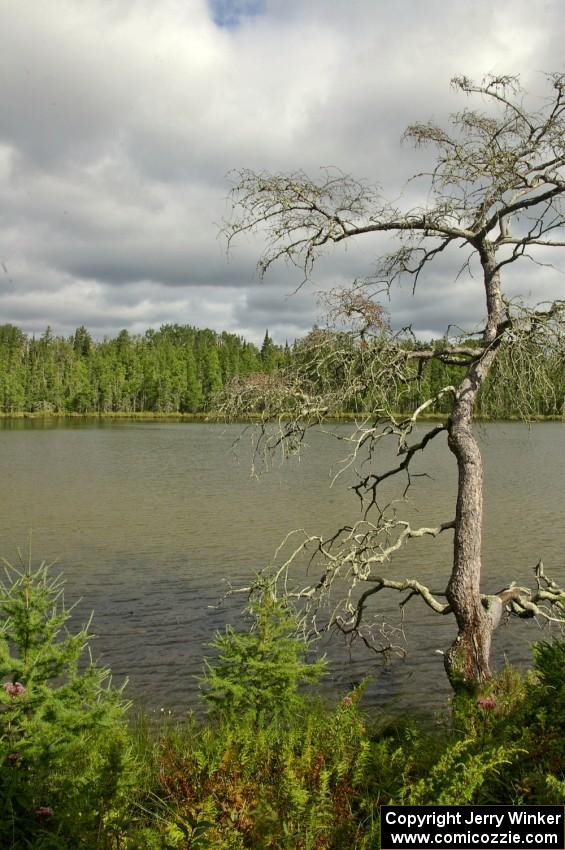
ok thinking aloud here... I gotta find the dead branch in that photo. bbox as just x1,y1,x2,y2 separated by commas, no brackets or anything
222,72,565,684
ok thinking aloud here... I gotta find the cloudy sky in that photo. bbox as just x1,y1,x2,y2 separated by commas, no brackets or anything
0,0,564,344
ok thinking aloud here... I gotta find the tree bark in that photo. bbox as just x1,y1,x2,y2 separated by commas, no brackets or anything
444,240,505,689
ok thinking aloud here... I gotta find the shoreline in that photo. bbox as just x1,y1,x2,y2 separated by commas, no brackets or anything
0,410,563,423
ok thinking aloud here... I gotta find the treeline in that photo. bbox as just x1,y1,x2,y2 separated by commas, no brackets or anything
288,331,565,420
0,322,564,418
0,323,288,414
399,340,565,419
302,332,565,419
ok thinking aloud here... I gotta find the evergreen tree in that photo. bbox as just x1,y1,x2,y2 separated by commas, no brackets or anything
1,320,560,418
0,557,133,847
71,326,92,358
182,348,203,412
202,345,223,408
260,329,277,372
200,586,326,722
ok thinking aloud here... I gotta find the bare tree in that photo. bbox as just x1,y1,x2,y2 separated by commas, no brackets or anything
223,74,565,690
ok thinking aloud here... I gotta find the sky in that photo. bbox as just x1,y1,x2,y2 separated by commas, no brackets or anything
0,0,564,345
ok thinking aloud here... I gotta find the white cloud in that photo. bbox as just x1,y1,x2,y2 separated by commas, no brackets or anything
0,0,564,342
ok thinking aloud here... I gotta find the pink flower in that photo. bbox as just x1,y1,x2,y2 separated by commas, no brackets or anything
35,806,54,818
3,681,26,696
476,697,497,710
342,696,353,707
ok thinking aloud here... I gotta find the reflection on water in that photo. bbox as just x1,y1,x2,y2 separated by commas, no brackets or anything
0,419,564,717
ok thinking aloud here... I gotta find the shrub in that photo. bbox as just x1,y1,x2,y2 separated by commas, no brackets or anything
508,639,565,803
3,553,563,847
0,556,135,849
147,689,378,850
445,641,565,805
200,584,326,723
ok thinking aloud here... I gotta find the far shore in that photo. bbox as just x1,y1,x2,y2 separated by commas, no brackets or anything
0,410,563,423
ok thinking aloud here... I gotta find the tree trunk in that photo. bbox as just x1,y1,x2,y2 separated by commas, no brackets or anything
444,241,505,690
445,389,493,687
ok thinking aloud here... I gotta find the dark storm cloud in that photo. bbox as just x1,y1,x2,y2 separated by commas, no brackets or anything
0,0,564,341
49,241,251,288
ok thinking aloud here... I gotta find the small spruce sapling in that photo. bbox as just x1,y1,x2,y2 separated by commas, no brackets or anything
200,583,326,721
0,554,133,848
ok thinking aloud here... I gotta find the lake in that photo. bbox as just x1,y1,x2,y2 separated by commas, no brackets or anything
1,419,564,719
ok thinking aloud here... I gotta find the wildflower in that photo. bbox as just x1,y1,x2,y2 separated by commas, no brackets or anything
35,806,54,818
3,681,26,696
342,695,353,707
476,697,497,710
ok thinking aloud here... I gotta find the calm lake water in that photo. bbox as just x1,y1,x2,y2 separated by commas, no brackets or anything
1,419,564,719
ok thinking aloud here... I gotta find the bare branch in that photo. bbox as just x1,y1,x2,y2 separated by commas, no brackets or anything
224,72,565,688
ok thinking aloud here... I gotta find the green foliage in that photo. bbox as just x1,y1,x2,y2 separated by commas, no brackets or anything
2,554,565,847
200,587,327,722
398,737,519,805
446,647,565,805
293,331,565,420
140,690,378,850
507,639,565,802
202,345,223,408
0,556,135,849
0,323,270,415
532,638,565,699
1,320,563,418
260,330,277,373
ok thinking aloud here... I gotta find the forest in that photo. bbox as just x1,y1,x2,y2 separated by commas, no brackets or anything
0,322,564,419
0,323,286,415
